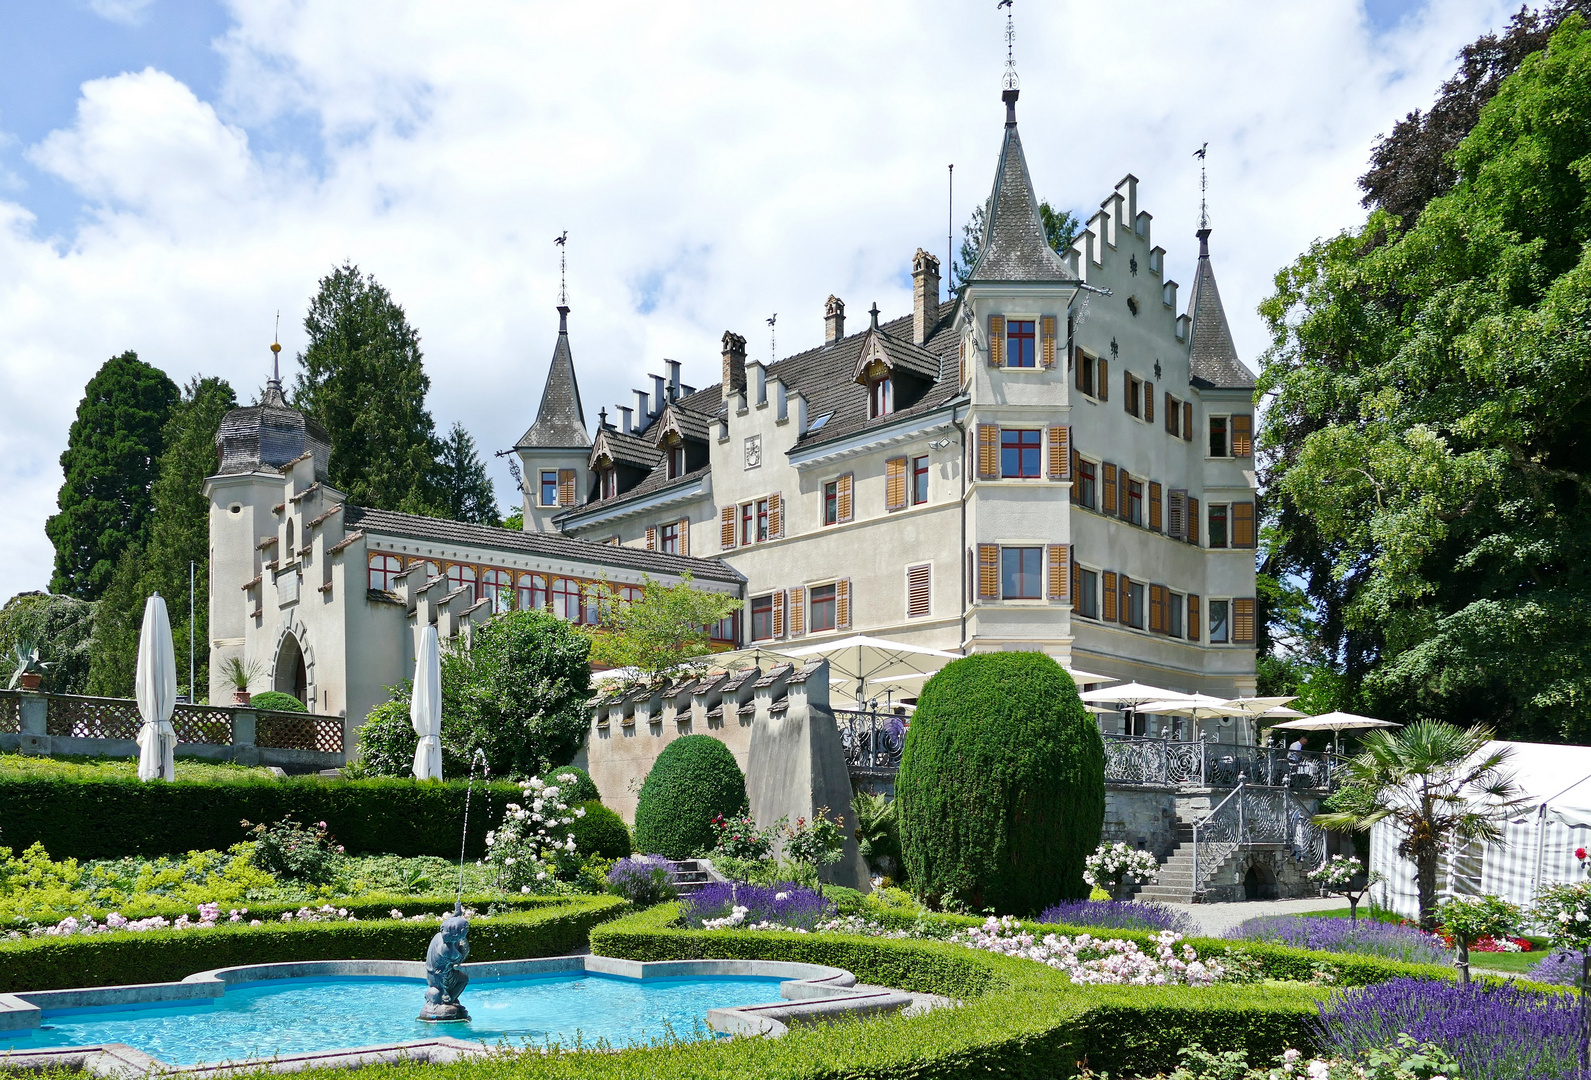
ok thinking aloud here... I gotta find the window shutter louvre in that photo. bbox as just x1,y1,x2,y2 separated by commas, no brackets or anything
1232,414,1253,457
769,493,784,538
1149,584,1167,634
1183,401,1193,442
1168,489,1187,538
837,474,854,522
906,563,932,618
1071,447,1080,484
1149,482,1163,532
885,458,907,511
1047,426,1071,480
977,425,999,480
1188,594,1201,641
645,526,656,550
1119,574,1132,625
1102,571,1118,622
1098,356,1109,401
677,517,689,557
1145,381,1155,424
1101,463,1118,514
1233,501,1256,548
772,590,786,638
1041,315,1057,369
1233,598,1256,644
788,586,805,636
1048,544,1068,601
1119,468,1130,520
837,578,852,629
720,506,737,550
1165,392,1175,434
988,315,1005,367
1189,497,1200,545
1070,547,1080,604
977,545,999,599
557,469,576,506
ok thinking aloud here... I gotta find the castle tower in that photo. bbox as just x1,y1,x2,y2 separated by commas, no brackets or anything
515,305,592,532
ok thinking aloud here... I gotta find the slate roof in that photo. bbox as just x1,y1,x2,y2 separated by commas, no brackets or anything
216,379,332,481
342,504,742,583
855,327,943,382
966,92,1077,285
1186,236,1256,390
517,307,591,449
592,428,663,471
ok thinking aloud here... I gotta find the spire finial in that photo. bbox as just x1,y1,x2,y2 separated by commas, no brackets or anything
869,302,880,329
554,230,568,306
1194,141,1210,233
767,313,777,362
269,310,282,386
998,0,1018,93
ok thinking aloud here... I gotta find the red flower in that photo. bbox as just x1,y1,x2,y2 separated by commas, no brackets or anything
1577,847,1588,861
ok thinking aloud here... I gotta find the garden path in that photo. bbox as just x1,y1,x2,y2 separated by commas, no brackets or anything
1160,896,1350,937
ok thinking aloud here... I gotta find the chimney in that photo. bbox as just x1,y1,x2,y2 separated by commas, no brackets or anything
824,296,845,344
721,331,747,401
633,389,650,425
618,405,633,434
666,360,682,401
650,374,667,416
912,249,940,345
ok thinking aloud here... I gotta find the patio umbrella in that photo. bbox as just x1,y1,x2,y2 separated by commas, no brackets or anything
1217,695,1298,746
411,625,443,780
783,635,960,708
1078,683,1195,707
1065,667,1116,686
1269,711,1401,754
1135,694,1245,741
134,594,178,783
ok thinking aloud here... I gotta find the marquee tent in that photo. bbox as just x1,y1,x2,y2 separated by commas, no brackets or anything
1370,739,1591,918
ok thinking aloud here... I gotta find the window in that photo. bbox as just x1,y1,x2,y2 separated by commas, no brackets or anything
517,573,547,611
600,468,616,499
1077,568,1099,619
481,568,512,613
751,594,776,641
1126,374,1142,418
367,554,402,591
823,481,839,525
1209,416,1229,458
1209,504,1229,549
658,521,681,555
1001,546,1044,599
1168,592,1184,638
540,471,559,507
581,582,602,625
551,577,582,622
1126,581,1146,629
1126,478,1144,525
1005,320,1036,368
666,445,685,479
446,563,477,599
741,502,754,545
868,376,892,418
756,499,769,541
1000,429,1042,478
1078,353,1096,397
708,612,739,645
911,455,929,505
1076,460,1096,509
1209,599,1231,643
810,583,838,632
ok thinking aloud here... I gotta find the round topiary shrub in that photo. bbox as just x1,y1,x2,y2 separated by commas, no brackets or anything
250,691,307,713
569,800,632,860
896,652,1105,915
537,764,599,804
632,735,747,860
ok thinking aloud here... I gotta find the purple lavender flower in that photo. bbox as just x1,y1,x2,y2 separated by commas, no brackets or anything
1317,977,1588,1080
1530,950,1587,986
681,881,834,931
1225,915,1448,966
606,855,677,906
1037,899,1197,936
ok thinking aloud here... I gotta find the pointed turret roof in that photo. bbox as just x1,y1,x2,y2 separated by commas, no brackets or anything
1186,230,1254,390
967,90,1076,284
517,305,591,449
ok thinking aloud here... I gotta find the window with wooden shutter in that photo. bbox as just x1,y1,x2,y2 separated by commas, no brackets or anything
788,586,805,636
720,506,736,550
1233,501,1256,547
645,526,656,550
1119,574,1133,625
1188,496,1200,545
1048,426,1071,480
1187,594,1201,641
677,517,689,557
1233,597,1256,643
1145,382,1155,423
1165,392,1176,435
837,474,854,523
836,578,852,629
1047,544,1068,601
557,469,576,506
1070,547,1080,604
977,544,999,599
988,315,1005,367
906,563,931,618
1232,414,1253,457
1149,584,1167,634
1149,482,1163,532
1183,400,1193,442
1098,356,1109,401
1074,346,1085,391
1040,316,1057,368
769,493,784,538
977,425,999,480
1167,489,1186,538
885,458,907,511
1119,468,1130,520
1101,571,1118,621
1101,463,1118,514
772,590,786,638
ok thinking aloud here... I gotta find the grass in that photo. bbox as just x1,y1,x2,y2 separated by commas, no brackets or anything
0,751,279,783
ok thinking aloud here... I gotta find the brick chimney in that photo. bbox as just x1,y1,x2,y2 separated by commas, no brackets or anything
824,295,845,344
721,331,747,402
912,249,940,345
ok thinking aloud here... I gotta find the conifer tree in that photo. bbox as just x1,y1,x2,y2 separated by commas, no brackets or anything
436,421,500,524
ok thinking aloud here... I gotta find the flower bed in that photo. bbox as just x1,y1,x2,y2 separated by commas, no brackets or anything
1224,915,1449,966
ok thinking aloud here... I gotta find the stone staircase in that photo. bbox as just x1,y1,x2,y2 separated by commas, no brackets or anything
667,859,719,895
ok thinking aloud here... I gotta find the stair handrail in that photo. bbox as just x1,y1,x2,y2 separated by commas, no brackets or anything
1191,779,1246,899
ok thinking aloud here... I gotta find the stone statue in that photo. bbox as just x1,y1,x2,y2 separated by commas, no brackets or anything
418,904,471,1021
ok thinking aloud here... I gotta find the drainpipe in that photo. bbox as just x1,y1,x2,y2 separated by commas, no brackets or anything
951,401,969,653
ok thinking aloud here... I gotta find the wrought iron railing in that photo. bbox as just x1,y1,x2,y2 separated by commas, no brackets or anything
1191,780,1326,897
1103,735,1336,791
834,709,908,772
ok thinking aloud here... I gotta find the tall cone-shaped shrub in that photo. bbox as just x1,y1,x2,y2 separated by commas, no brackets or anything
896,653,1104,913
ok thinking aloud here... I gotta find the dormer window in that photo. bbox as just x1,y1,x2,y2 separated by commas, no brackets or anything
666,445,685,479
868,375,892,419
600,467,617,499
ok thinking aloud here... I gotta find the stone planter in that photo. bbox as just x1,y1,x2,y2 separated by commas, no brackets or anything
17,673,42,691
232,689,252,706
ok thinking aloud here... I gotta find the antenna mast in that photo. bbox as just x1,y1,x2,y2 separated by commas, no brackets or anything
767,313,777,362
947,164,954,289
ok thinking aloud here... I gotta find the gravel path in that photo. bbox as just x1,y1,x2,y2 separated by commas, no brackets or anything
1159,896,1351,938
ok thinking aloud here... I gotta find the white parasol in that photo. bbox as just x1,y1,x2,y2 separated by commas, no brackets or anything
1269,711,1402,754
782,635,959,708
1078,683,1196,707
1217,695,1298,745
134,594,178,783
411,626,443,780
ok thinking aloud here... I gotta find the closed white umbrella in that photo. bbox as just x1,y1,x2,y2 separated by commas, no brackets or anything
411,625,443,780
134,594,178,783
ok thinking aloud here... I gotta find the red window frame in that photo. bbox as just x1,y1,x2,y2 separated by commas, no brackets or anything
741,502,755,545
368,554,402,591
481,568,512,612
823,481,838,525
551,577,582,621
517,573,547,611
446,564,477,598
868,376,891,419
809,583,837,632
1076,460,1096,509
750,595,775,641
1000,429,1042,479
1127,479,1144,525
911,455,929,505
1006,320,1036,368
756,498,769,541
659,521,680,555
540,471,558,507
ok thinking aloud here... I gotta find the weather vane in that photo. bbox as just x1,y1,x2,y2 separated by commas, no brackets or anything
767,313,777,362
270,310,281,384
1194,143,1209,231
998,0,1018,91
554,230,568,305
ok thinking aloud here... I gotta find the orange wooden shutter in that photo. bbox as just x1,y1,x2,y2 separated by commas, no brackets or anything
836,578,851,629
1119,468,1130,520
1149,584,1167,634
769,493,784,538
788,586,806,636
1233,598,1256,643
772,590,786,638
1041,316,1057,369
1144,382,1155,424
557,469,576,506
1232,414,1253,457
988,315,1005,367
1165,392,1176,434
977,425,999,480
720,506,736,550
1149,482,1163,532
1102,571,1118,621
645,526,656,550
1189,496,1200,545
885,458,907,511
1233,501,1256,547
677,517,689,557
1098,356,1109,400
906,563,931,618
1102,463,1118,514
977,544,999,598
1119,574,1132,624
1168,489,1186,539
1123,370,1132,411
1183,400,1193,442
1188,594,1201,641
1048,426,1071,480
1047,544,1068,601
1070,547,1080,604
837,474,854,523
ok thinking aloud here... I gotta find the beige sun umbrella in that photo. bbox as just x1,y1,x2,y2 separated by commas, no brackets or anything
783,635,960,709
1078,683,1196,707
1135,694,1246,741
1217,695,1298,745
1270,711,1402,754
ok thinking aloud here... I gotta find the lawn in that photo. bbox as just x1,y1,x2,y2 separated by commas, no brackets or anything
1299,906,1552,972
0,751,280,783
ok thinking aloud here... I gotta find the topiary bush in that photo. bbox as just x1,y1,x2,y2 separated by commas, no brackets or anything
632,735,746,860
538,764,599,803
895,652,1104,914
569,800,631,860
249,691,307,713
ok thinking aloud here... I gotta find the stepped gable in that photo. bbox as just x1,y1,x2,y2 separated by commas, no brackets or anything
1186,232,1255,390
517,305,591,449
966,90,1077,285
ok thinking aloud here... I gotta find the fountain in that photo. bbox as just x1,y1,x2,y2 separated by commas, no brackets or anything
418,749,487,1022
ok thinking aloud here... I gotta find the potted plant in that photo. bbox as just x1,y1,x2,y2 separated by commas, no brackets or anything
221,655,263,705
7,643,51,691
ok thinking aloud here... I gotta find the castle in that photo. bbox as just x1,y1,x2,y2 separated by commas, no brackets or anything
206,85,1257,751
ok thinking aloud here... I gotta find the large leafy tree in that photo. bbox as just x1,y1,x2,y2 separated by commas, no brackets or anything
0,592,95,695
436,421,499,525
46,352,179,600
293,263,443,515
1258,15,1591,740
584,574,741,680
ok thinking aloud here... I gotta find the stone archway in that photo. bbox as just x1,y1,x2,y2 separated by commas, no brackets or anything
1243,858,1280,901
270,616,316,710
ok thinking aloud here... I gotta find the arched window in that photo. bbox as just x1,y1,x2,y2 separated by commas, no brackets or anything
551,577,582,621
446,564,477,598
368,554,402,591
481,569,512,612
517,573,548,611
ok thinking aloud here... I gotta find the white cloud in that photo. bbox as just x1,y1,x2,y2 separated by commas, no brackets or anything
0,0,1515,601
86,0,157,27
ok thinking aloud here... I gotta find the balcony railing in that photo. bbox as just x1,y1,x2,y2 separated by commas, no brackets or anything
834,709,908,772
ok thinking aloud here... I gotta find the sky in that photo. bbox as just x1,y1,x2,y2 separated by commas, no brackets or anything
0,0,1521,603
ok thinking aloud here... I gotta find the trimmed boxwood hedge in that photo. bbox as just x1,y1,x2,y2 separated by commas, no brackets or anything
0,895,627,993
632,735,746,859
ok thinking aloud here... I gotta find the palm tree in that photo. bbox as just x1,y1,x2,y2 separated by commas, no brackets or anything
851,792,900,880
1315,720,1528,930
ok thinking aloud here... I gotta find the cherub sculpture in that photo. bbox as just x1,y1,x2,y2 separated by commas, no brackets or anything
418,904,471,1021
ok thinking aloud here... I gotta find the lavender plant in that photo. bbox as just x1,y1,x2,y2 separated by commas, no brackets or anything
604,855,677,906
1037,899,1197,936
1224,915,1448,966
680,881,834,931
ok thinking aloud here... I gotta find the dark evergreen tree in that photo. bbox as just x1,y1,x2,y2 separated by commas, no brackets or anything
436,421,500,524
293,262,443,515
46,352,179,600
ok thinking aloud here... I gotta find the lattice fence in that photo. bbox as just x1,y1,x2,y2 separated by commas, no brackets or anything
171,704,233,745
255,710,344,754
0,691,18,735
46,695,143,740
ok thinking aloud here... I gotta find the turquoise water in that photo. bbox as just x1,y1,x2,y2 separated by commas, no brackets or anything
0,973,788,1064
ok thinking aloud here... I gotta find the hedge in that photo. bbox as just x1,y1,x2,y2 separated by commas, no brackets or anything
0,894,627,993
569,801,631,860
9,892,585,931
632,735,746,859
